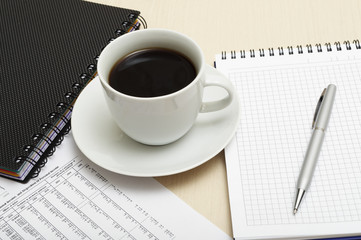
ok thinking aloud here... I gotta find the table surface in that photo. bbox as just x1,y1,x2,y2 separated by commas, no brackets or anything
89,0,361,236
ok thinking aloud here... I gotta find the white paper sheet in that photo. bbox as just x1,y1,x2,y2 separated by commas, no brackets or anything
0,133,230,240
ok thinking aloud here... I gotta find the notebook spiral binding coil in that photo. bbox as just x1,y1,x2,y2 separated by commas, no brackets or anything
17,14,147,181
221,40,361,60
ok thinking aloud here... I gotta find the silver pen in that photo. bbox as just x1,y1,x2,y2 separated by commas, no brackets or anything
293,84,336,214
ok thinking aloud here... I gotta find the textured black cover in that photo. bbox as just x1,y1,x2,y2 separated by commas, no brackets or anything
0,0,140,181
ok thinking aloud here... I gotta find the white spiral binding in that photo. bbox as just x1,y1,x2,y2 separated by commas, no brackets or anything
221,40,361,60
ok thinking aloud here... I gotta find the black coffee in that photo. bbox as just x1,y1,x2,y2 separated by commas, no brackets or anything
109,48,196,97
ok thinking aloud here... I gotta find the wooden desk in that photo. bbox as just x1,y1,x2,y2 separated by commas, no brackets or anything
88,0,361,236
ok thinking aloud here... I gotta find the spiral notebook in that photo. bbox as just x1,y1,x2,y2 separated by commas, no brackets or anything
216,41,361,239
0,0,145,182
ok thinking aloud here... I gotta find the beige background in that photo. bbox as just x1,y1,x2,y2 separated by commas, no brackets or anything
87,0,361,237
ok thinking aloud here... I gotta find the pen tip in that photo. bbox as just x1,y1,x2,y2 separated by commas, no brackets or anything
293,209,298,215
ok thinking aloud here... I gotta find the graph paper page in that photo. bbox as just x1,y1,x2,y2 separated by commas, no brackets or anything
216,44,361,239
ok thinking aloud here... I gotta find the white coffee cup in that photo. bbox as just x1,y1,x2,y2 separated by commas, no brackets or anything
98,29,234,145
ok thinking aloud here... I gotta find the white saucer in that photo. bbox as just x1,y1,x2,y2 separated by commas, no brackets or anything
72,66,240,177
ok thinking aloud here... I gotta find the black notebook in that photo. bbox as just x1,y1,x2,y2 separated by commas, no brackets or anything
0,0,144,181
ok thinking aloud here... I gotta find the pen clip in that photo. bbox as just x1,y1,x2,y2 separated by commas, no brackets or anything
312,88,326,129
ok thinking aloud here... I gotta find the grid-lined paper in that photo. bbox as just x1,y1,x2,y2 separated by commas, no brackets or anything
216,45,361,239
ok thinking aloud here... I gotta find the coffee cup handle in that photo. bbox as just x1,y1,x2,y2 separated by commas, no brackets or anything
200,65,234,113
